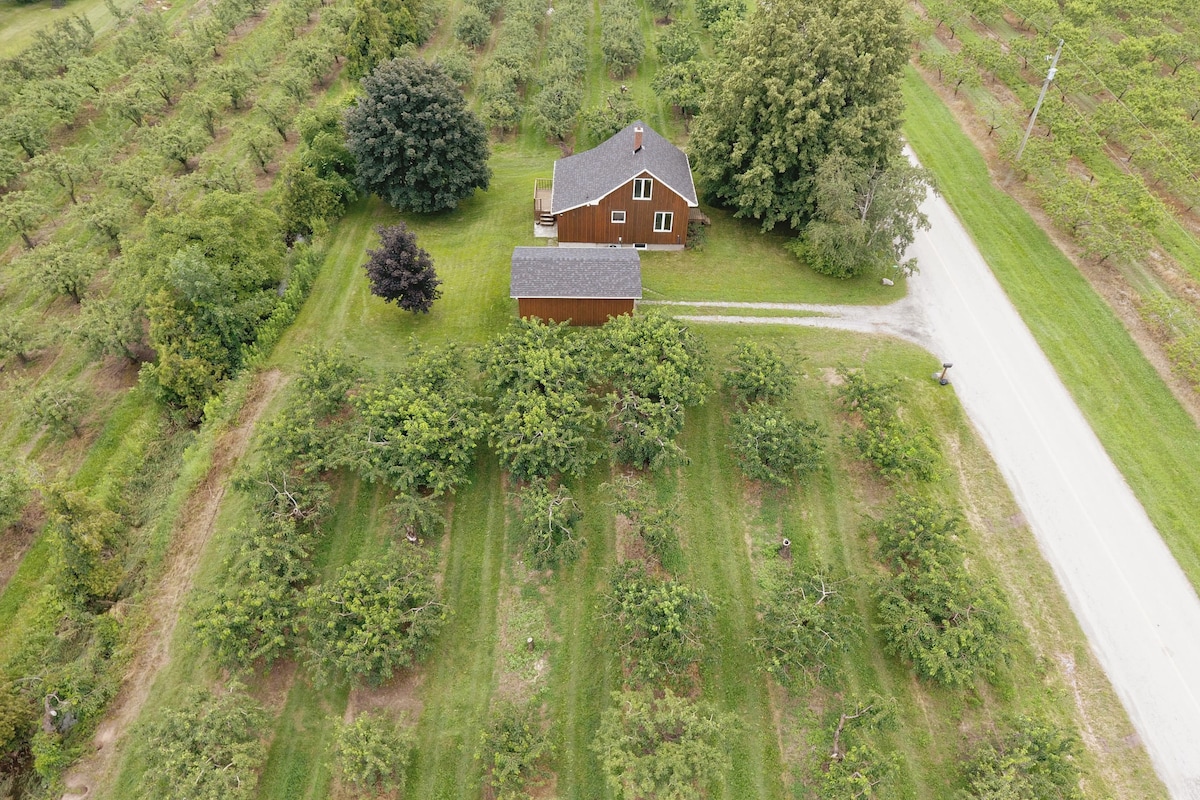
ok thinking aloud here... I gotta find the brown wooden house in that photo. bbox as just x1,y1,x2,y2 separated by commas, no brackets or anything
509,247,641,325
534,122,699,250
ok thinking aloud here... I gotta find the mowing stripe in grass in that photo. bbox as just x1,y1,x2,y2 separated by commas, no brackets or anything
256,681,349,800
254,476,390,800
546,468,618,800
901,66,1200,594
676,402,787,800
406,454,506,799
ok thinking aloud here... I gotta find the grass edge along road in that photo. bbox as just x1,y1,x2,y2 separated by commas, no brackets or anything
901,66,1200,596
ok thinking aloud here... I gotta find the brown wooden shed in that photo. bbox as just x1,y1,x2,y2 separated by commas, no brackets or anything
509,247,642,326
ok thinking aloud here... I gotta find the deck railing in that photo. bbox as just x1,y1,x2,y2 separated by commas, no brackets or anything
533,178,554,223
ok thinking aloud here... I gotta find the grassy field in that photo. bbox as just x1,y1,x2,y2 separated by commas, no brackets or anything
0,0,137,57
640,203,904,305
75,132,1162,796
901,66,1200,595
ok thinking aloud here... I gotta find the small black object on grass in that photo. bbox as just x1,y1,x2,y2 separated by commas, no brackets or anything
933,362,953,386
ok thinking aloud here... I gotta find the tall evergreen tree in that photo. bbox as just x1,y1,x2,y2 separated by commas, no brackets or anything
688,0,908,232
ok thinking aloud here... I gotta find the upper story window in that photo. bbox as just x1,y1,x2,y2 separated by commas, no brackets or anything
632,178,653,200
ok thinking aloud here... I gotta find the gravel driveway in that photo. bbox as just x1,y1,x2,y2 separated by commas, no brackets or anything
649,179,1200,799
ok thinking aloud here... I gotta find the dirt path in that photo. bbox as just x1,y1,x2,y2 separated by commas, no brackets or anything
661,176,1200,799
641,297,932,347
60,369,286,800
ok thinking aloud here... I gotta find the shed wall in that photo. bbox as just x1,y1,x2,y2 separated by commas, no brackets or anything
517,298,634,326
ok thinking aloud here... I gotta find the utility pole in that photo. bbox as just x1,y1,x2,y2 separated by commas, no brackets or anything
1016,38,1064,162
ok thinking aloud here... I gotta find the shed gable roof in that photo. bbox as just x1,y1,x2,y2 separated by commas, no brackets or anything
550,122,699,214
510,247,642,300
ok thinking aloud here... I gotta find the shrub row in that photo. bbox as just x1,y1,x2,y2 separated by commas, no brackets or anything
477,0,544,131
916,3,1197,271
872,496,1013,689
197,348,451,681
837,366,942,482
1141,292,1200,393
600,0,643,78
531,0,592,140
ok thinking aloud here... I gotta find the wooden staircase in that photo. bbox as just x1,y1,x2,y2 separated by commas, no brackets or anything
534,178,555,226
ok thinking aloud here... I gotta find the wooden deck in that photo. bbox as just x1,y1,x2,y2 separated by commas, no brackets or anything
533,178,554,225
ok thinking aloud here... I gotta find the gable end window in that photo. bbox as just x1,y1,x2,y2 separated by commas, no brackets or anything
653,211,673,232
611,210,627,223
632,178,653,200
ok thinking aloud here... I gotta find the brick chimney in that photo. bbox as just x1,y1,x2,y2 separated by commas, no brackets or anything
633,126,643,153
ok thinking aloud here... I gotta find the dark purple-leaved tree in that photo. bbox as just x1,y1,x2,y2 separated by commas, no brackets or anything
362,224,443,313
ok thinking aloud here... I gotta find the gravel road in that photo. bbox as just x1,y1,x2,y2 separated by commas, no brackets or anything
650,178,1200,799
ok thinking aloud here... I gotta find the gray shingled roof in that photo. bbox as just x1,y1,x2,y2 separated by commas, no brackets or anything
510,247,642,299
550,122,698,214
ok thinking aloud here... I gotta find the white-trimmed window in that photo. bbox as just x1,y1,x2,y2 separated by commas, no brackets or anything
653,211,673,232
611,210,627,224
632,178,653,200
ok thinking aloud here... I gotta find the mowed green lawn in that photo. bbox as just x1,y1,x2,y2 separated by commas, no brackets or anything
902,67,1200,595
268,146,900,358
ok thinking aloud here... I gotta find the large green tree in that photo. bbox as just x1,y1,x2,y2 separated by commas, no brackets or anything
603,563,714,685
791,153,933,278
0,464,32,534
195,518,315,670
959,717,1083,800
345,0,437,77
481,318,600,481
344,57,491,213
45,486,126,606
333,711,414,793
132,191,285,419
348,346,486,495
301,548,446,686
19,242,98,303
728,402,825,486
0,191,46,249
688,0,908,231
873,497,1013,688
755,563,860,687
723,340,795,404
479,701,554,799
135,687,267,800
592,688,731,800
599,311,708,407
514,479,584,569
